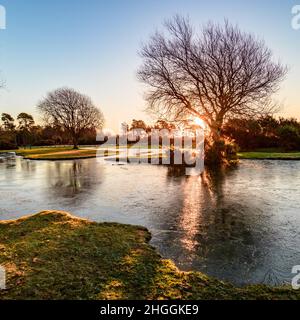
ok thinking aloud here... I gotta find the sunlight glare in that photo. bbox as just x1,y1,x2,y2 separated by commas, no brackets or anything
194,117,206,128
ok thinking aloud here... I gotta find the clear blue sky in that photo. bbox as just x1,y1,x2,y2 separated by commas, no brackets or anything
0,0,299,130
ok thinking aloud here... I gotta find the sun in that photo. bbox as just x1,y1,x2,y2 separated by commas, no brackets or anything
193,117,206,128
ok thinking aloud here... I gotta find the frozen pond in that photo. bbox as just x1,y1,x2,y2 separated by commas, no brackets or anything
1,157,300,286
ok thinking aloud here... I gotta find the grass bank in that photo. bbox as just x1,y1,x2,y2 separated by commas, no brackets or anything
238,151,300,160
1,146,158,161
11,147,98,160
0,211,298,300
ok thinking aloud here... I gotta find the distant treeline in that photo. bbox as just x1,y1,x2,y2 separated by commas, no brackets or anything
0,115,175,150
1,113,300,152
223,116,300,151
0,112,98,149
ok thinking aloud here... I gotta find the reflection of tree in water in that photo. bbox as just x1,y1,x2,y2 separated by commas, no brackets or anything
164,166,271,284
56,162,83,195
20,159,37,174
198,168,254,243
166,166,186,177
45,160,104,201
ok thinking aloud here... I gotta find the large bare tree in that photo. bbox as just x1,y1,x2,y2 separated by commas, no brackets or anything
138,16,287,144
37,88,104,149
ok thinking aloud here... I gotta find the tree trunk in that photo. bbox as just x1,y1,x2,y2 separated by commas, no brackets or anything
206,119,225,165
73,137,79,150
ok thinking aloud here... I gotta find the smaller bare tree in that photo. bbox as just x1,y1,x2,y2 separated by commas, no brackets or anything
37,88,104,149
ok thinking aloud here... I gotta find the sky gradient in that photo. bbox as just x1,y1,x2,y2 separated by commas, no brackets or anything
0,0,299,130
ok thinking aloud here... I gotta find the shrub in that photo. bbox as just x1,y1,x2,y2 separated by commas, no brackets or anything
32,139,57,146
277,125,300,151
205,138,238,166
0,141,17,150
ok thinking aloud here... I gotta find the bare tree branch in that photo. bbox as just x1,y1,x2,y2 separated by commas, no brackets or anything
37,88,104,149
138,16,288,141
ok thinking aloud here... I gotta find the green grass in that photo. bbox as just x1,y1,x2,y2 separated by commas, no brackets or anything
1,146,161,160
1,147,114,160
16,147,98,160
238,151,300,160
0,211,299,300
1,146,164,161
1,146,71,153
